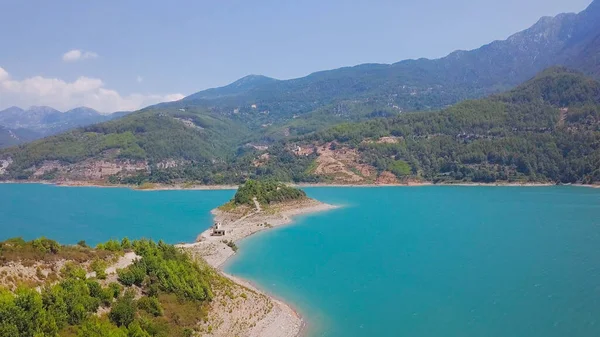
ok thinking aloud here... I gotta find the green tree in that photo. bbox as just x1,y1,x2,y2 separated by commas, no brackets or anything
109,290,137,327
77,318,128,337
137,296,163,317
121,238,132,250
127,321,151,337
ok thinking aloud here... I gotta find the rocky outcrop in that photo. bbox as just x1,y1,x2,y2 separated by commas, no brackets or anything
156,159,188,169
74,160,149,180
0,157,12,175
313,144,364,183
173,117,204,129
253,153,270,167
29,159,149,181
32,160,63,177
375,171,400,184
362,136,403,145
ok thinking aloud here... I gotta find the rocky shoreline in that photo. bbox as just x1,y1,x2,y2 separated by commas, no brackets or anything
2,180,599,190
178,198,337,337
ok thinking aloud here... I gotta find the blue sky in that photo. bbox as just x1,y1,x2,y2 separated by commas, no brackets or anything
0,0,592,112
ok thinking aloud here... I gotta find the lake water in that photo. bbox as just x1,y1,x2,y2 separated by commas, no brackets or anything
0,183,234,245
226,186,600,337
1,184,600,337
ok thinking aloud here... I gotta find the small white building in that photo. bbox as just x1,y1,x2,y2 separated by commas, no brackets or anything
212,222,226,236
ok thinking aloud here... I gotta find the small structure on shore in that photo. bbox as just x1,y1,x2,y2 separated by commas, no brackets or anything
212,222,226,236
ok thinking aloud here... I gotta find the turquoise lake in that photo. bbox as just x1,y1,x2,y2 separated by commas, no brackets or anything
2,184,600,336
0,183,234,244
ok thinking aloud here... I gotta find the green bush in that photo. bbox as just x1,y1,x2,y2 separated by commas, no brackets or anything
389,160,412,177
91,259,108,279
101,239,124,252
117,269,136,287
61,262,87,280
31,237,61,254
127,321,152,337
108,282,123,299
117,264,146,287
109,290,137,327
223,240,238,252
78,317,128,337
137,296,163,317
121,237,132,250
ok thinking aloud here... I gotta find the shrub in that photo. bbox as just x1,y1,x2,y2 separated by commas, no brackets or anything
127,321,152,337
36,267,45,280
116,269,136,287
223,240,238,252
109,290,137,327
77,317,128,337
87,280,113,307
108,282,123,298
61,262,87,280
91,259,108,280
137,296,163,317
121,237,132,250
103,239,124,252
388,160,412,177
32,237,61,254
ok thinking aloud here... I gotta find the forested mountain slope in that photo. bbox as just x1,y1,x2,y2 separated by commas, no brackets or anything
0,107,251,182
141,67,600,185
275,67,600,184
1,67,598,185
155,0,600,133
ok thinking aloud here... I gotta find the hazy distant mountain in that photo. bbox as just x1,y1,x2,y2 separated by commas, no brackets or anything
184,75,279,101
0,106,61,130
0,126,41,149
0,106,131,148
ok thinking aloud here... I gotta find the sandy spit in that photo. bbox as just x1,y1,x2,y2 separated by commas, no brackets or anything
178,198,337,337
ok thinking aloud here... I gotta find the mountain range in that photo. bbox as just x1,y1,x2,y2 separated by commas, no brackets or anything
1,1,600,184
0,106,130,148
151,0,600,133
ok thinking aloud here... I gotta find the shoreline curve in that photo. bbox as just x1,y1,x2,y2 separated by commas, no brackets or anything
178,198,338,337
1,180,599,190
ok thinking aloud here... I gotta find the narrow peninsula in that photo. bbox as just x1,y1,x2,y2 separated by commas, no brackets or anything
180,180,336,336
184,180,336,266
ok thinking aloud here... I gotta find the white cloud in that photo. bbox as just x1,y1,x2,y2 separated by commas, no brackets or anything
137,75,144,83
62,49,99,62
0,66,184,113
0,67,9,81
163,93,185,102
